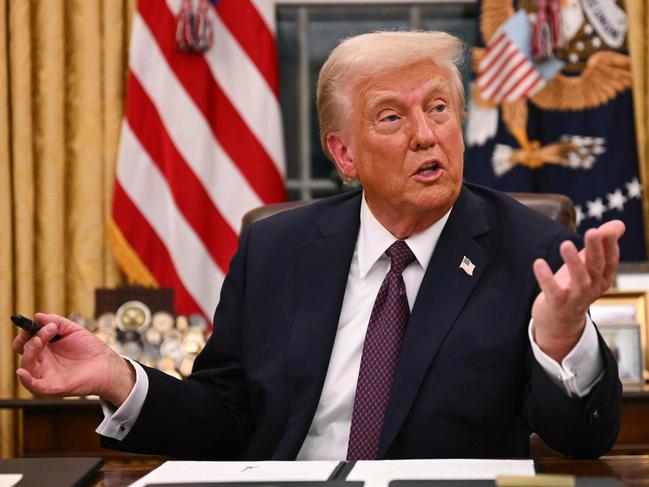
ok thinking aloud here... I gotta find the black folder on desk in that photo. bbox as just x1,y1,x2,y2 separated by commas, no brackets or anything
389,479,622,487
144,478,622,487
0,457,103,487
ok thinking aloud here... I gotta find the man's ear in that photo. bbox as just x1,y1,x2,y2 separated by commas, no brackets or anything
326,132,357,180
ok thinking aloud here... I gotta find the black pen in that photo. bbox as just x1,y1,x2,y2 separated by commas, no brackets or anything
10,314,63,343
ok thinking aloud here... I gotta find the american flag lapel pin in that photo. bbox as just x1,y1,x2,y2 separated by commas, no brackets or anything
459,256,476,276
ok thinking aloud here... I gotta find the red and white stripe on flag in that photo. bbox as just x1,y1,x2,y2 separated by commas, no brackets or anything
477,31,546,103
109,0,286,325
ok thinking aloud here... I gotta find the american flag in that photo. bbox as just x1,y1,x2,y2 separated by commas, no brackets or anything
459,256,475,277
109,0,286,324
477,10,562,104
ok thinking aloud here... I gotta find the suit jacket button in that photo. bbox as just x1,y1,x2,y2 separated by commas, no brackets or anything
590,409,600,422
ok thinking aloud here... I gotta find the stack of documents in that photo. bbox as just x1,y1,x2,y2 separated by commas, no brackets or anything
347,460,535,487
130,459,536,487
0,474,22,487
131,461,342,487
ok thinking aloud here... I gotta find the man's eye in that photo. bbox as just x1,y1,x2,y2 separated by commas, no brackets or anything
432,104,447,113
380,114,399,122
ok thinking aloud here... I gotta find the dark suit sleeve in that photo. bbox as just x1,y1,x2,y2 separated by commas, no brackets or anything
101,227,255,459
523,229,622,458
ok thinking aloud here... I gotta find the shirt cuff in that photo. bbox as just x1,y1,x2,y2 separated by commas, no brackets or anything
529,314,604,398
95,358,149,440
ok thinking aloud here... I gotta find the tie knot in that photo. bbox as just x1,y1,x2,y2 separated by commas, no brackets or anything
385,240,415,274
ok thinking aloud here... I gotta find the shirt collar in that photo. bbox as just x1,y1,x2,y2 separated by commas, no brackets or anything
358,193,452,278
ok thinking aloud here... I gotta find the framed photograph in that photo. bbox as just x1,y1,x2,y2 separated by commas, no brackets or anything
615,261,649,291
598,324,644,387
590,291,648,386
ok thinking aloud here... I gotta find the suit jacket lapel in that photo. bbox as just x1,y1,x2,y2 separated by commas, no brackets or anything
378,186,492,458
273,192,362,459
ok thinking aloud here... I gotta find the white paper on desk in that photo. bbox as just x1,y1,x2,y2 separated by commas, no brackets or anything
0,474,23,487
347,459,535,487
128,460,340,487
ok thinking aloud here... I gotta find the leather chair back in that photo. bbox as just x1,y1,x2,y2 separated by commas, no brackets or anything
241,192,576,232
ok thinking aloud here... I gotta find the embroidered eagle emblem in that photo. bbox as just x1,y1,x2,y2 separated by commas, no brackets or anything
467,0,631,174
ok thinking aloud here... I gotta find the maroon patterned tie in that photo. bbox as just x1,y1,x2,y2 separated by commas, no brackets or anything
346,240,416,460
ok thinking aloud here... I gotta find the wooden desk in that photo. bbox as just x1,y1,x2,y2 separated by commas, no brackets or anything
616,387,649,454
0,399,136,458
90,456,649,487
537,456,649,487
2,388,649,457
92,459,164,487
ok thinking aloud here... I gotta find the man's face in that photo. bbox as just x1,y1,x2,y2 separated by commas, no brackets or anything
328,61,464,232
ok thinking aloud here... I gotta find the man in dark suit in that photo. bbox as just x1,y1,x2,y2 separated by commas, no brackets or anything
14,31,624,460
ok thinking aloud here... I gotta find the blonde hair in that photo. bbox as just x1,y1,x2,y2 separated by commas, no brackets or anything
316,31,466,161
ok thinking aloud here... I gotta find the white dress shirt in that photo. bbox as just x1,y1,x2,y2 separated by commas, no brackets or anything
98,195,604,459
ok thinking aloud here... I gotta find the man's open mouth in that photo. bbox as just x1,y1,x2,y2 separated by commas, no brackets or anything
415,162,439,176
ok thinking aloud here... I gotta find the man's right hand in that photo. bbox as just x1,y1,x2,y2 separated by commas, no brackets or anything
12,312,136,407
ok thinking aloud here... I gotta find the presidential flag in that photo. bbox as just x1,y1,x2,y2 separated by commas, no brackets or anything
464,0,645,260
109,0,286,324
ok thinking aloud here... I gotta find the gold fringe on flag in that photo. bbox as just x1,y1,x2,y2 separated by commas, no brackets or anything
107,218,159,287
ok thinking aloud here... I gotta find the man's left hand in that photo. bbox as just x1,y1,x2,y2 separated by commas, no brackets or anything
532,220,625,363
